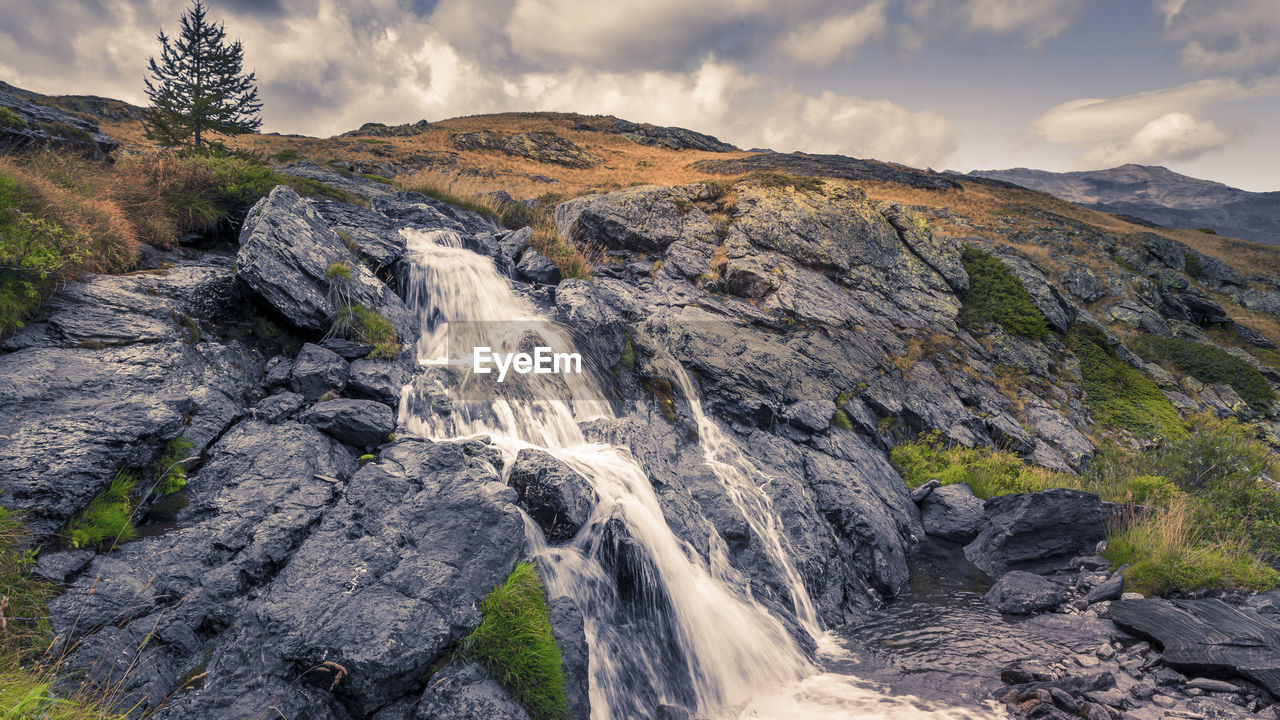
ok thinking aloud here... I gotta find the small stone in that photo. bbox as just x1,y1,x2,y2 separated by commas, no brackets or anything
1049,687,1079,713
1153,667,1186,686
1096,643,1116,660
1120,592,1145,600
1186,678,1238,693
1185,687,1203,696
1152,694,1176,708
1076,654,1101,668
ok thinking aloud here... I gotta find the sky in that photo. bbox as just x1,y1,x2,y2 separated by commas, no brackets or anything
0,0,1277,191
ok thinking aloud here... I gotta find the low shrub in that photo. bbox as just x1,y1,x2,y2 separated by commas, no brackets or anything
462,562,569,720
332,303,398,360
1066,324,1184,438
1133,334,1275,411
63,470,137,550
959,247,1050,340
889,431,1076,499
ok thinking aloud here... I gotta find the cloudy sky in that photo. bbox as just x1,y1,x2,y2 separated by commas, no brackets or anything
1,0,1277,190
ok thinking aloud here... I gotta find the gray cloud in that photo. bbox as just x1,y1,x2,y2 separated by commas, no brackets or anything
1159,0,1280,73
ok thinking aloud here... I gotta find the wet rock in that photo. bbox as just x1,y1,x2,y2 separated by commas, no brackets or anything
964,489,1107,577
555,185,718,252
919,483,985,543
910,479,941,503
1083,570,1125,605
264,355,293,388
516,248,562,285
309,197,407,270
507,449,595,543
654,705,692,720
371,191,498,238
1187,678,1240,693
1108,598,1280,695
984,571,1068,614
1246,589,1280,615
31,549,95,585
299,398,395,448
291,342,350,400
237,185,415,341
320,337,374,359
413,662,530,720
347,358,412,406
549,597,590,720
1154,667,1187,686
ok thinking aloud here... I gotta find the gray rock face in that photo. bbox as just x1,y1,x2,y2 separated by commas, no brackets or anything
516,249,562,285
299,398,395,448
291,342,350,400
372,191,499,238
1082,570,1124,604
555,185,718,252
249,391,305,423
348,357,413,405
690,152,961,190
507,449,595,543
0,261,259,541
309,196,407,271
919,483,985,543
451,130,602,168
237,185,415,342
277,161,392,201
1062,265,1105,303
983,570,1068,614
413,662,530,720
549,597,591,720
964,490,1107,577
880,202,968,291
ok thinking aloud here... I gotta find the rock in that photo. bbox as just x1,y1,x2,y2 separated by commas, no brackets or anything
1120,592,1145,600
1152,694,1176,708
984,571,1068,614
320,337,374,359
278,161,394,201
910,479,941,503
498,227,532,266
603,118,736,152
237,185,415,341
299,398,395,447
1049,687,1079,713
309,197,407,271
347,358,412,406
516,249,562,285
1247,589,1280,615
1063,265,1106,303
1107,598,1280,695
919,483,985,543
1097,643,1117,660
264,355,293,388
507,449,595,543
555,185,718,252
413,662,530,720
1154,667,1187,686
1085,688,1130,709
549,597,590,720
371,191,498,238
1234,325,1276,350
0,84,118,158
249,392,305,423
451,130,601,168
963,489,1107,577
0,262,258,541
880,203,968,291
31,549,96,585
1187,678,1240,693
1129,684,1156,700
1077,654,1101,668
688,151,960,190
290,342,350,400
653,705,692,720
723,258,778,298
1084,570,1125,605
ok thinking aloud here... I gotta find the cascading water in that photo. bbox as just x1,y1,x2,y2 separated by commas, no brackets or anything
396,227,997,720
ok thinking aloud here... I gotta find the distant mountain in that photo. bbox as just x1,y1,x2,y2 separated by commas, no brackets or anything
967,164,1280,245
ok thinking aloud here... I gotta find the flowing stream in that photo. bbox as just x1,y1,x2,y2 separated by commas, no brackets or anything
396,227,996,719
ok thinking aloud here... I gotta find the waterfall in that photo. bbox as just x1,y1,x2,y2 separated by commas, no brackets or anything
396,227,995,720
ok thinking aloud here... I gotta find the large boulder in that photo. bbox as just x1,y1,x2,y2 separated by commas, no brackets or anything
964,489,1107,577
919,483,985,543
555,185,718,252
1108,598,1280,696
983,570,1068,614
290,342,350,400
412,662,530,720
309,197,407,271
604,118,736,152
299,398,395,448
507,449,596,544
347,357,412,406
237,185,415,342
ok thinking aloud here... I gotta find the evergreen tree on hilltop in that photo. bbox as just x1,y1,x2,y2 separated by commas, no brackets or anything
143,0,262,150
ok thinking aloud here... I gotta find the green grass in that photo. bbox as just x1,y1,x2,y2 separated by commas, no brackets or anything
62,470,136,551
0,173,90,332
959,247,1050,340
357,173,396,185
152,437,194,496
273,149,301,163
462,562,569,720
1133,334,1275,412
831,392,855,430
332,303,398,360
0,107,28,130
890,431,1077,500
1067,324,1185,438
1183,253,1203,277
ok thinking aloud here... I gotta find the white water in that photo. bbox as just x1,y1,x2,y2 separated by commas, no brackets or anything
396,227,997,720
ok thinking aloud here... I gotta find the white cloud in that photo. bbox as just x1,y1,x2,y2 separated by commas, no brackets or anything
775,1,888,69
1077,112,1230,167
1159,0,1280,72
903,0,1089,47
1033,77,1280,167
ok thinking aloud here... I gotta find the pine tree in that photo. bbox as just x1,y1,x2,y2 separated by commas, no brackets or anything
143,0,262,150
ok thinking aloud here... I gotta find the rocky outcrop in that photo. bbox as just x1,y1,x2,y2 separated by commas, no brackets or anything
919,483,985,543
604,118,736,152
555,185,719,252
451,130,601,168
507,449,595,543
983,571,1068,614
237,185,416,342
690,152,961,190
340,119,431,138
0,83,118,158
964,490,1107,577
413,662,530,720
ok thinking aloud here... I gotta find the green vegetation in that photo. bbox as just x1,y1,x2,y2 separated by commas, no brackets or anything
1066,324,1184,437
1133,334,1275,411
0,173,90,331
326,261,351,281
959,247,1050,340
0,106,28,130
1183,253,1203,277
273,148,301,163
1196,227,1217,235
63,470,137,550
462,562,569,720
831,392,855,430
357,173,396,186
892,415,1280,595
617,338,635,371
152,437,195,495
331,303,399,360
